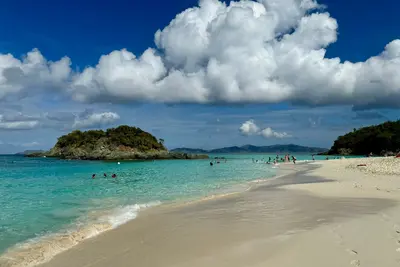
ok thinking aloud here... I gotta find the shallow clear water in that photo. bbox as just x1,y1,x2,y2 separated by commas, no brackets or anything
0,153,339,255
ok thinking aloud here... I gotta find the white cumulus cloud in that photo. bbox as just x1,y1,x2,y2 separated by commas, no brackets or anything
1,0,400,110
0,49,71,100
260,127,290,138
239,119,260,135
72,111,120,129
239,119,290,138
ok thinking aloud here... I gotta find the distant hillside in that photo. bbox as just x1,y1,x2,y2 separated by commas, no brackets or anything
15,150,45,155
327,120,400,156
172,144,327,154
170,148,209,154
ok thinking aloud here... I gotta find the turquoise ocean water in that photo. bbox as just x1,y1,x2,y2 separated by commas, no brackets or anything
0,153,330,265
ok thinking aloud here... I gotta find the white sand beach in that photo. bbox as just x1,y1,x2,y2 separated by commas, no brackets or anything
277,157,400,266
4,157,400,267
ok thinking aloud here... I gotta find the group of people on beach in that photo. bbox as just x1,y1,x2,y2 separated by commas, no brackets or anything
92,173,117,179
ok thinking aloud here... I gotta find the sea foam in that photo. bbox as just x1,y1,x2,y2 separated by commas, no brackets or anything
0,201,161,267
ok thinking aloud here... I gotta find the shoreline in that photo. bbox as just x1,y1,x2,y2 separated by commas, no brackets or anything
5,158,398,267
0,161,289,267
37,158,400,267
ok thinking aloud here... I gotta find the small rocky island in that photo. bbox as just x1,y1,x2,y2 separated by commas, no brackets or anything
26,125,209,160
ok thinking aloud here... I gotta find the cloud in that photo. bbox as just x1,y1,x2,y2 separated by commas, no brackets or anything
0,109,120,131
67,0,400,109
0,114,40,130
72,111,120,129
239,119,290,138
260,127,290,138
1,0,400,110
239,119,260,135
0,49,71,100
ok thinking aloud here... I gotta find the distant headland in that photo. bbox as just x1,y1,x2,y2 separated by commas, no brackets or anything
171,144,328,154
25,125,208,160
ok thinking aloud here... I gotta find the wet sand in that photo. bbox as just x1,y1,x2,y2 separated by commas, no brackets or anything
35,161,400,267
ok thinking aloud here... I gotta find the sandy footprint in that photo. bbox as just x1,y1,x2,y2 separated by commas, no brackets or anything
380,212,400,254
330,224,344,246
346,249,358,255
379,213,400,237
330,224,362,264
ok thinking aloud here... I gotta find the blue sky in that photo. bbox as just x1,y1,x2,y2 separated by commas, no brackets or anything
0,0,399,153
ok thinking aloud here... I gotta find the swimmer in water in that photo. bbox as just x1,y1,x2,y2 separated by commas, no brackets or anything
92,174,96,179
103,173,107,177
210,162,213,166
112,174,117,178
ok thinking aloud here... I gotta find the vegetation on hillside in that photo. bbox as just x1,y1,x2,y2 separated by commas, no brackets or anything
26,125,208,160
56,125,166,152
328,120,400,155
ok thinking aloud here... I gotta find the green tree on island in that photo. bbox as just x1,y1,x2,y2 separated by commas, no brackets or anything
26,125,208,160
327,120,400,156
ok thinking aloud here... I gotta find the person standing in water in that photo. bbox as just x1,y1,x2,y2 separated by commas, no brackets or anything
92,174,96,179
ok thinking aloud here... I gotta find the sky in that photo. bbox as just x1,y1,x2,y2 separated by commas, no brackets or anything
0,0,399,153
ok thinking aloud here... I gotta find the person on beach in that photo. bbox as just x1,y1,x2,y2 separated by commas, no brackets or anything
312,155,315,161
92,174,96,179
291,156,296,164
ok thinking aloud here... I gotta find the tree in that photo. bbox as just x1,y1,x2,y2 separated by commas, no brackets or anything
328,120,400,155
55,125,166,152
